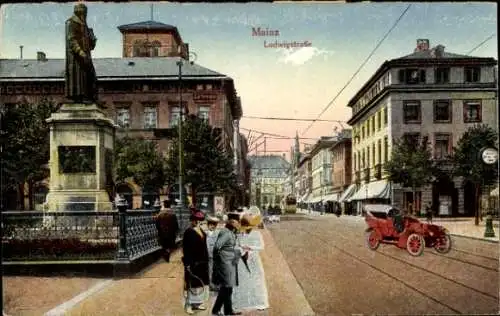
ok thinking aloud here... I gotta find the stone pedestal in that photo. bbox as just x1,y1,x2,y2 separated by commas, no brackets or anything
44,104,117,214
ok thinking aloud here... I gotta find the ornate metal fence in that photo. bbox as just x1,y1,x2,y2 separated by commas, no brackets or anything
1,206,173,265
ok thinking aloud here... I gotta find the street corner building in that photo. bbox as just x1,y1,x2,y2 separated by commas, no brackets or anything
0,19,250,211
345,39,498,217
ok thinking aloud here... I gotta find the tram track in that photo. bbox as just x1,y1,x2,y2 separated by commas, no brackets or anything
298,229,463,315
274,217,498,314
309,228,498,299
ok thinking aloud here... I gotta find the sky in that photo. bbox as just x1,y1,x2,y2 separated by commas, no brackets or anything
0,2,497,160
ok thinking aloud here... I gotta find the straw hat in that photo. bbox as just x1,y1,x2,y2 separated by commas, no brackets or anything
206,215,220,224
240,214,262,230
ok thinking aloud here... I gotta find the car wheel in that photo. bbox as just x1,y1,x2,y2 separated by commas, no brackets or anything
365,230,380,250
434,233,452,254
406,233,425,256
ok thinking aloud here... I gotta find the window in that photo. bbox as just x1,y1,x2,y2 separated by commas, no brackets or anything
196,84,204,90
143,106,157,129
198,106,210,121
169,107,181,126
383,136,388,163
465,67,480,83
372,116,376,134
372,143,376,165
434,134,452,160
377,111,381,131
463,100,482,123
361,126,365,140
398,68,426,84
433,100,452,123
366,120,370,137
435,67,450,84
403,100,421,123
377,140,382,164
116,108,130,128
367,147,370,168
205,84,213,90
403,133,420,146
383,107,388,125
151,41,161,57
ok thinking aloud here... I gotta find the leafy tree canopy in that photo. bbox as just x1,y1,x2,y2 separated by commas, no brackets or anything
0,99,59,190
384,136,436,188
114,136,167,192
165,115,238,196
452,124,498,186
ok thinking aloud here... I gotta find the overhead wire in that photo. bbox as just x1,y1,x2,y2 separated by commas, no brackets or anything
242,116,346,123
301,3,413,136
465,33,496,55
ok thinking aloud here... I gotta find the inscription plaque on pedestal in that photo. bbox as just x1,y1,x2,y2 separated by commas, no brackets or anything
58,146,96,173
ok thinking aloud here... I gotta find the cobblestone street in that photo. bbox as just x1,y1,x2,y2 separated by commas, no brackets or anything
266,214,499,316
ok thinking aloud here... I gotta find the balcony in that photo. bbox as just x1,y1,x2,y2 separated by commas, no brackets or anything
374,164,382,180
363,168,370,182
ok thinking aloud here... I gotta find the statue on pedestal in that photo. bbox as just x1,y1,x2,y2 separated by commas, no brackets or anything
65,3,98,104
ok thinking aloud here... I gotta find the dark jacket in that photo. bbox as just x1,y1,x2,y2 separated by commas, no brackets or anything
182,227,210,289
155,210,179,249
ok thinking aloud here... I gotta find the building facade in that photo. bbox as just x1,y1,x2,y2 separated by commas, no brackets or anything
296,153,312,207
249,155,290,210
0,20,245,210
330,129,354,208
308,137,336,206
347,39,498,216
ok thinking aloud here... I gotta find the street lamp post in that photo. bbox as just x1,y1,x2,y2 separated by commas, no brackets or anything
175,50,197,210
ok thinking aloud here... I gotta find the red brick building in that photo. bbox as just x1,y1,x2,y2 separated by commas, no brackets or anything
0,20,245,210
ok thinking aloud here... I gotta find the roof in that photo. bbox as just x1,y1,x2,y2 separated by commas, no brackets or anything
347,45,497,109
117,20,177,32
248,155,290,178
0,58,226,81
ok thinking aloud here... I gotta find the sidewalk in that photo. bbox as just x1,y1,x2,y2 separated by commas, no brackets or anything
2,228,315,316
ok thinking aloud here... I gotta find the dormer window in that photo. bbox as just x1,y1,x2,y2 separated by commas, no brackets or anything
399,68,426,84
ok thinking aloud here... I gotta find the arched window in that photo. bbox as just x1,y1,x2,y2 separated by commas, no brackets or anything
133,40,151,57
151,41,161,57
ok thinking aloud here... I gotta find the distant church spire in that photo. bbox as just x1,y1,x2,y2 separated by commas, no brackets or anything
294,131,300,168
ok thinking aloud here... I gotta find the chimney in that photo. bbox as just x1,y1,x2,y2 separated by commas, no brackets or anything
434,45,445,58
415,39,430,52
19,46,23,59
37,51,47,62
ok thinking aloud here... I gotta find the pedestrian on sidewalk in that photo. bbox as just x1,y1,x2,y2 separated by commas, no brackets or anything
206,215,221,292
425,202,433,224
182,210,210,315
155,199,179,263
211,218,249,316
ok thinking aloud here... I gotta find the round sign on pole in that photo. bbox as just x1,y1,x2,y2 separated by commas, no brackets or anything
481,147,498,165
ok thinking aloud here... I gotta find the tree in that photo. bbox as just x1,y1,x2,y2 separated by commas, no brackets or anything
0,99,59,210
452,124,498,225
114,136,167,195
384,136,436,214
165,115,238,207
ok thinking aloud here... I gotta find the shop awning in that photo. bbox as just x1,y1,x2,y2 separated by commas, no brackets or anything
309,196,323,203
339,184,357,203
491,186,499,197
348,180,391,201
323,193,340,202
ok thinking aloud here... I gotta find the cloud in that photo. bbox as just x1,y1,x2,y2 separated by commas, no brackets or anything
278,47,334,66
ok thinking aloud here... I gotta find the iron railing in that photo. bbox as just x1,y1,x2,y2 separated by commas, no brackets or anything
1,204,192,263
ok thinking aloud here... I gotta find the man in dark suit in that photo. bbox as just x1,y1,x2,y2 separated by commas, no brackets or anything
155,199,179,262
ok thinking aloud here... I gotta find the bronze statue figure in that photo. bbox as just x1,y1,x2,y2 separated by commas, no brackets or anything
65,3,98,104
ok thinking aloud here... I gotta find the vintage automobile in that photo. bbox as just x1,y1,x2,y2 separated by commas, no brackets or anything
364,204,452,256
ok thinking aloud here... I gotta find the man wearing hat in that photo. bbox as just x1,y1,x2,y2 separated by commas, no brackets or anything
155,199,179,263
211,217,251,316
182,209,210,314
205,215,221,292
